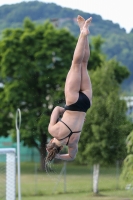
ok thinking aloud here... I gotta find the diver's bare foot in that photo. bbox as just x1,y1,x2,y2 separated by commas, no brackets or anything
82,17,92,35
77,15,85,32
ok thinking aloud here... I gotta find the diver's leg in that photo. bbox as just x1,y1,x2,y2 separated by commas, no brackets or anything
64,18,91,105
77,15,92,102
81,37,92,102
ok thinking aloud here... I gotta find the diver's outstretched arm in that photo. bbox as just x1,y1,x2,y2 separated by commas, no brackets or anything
55,143,78,161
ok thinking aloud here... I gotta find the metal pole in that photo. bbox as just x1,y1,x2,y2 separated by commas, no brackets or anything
64,162,66,193
52,162,67,194
116,160,119,190
34,163,38,196
15,108,21,200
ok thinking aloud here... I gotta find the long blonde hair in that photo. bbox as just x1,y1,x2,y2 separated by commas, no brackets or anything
45,141,62,162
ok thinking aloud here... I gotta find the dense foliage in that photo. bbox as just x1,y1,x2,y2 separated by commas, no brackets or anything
75,38,132,166
0,1,132,92
78,63,132,165
0,19,76,169
0,15,132,172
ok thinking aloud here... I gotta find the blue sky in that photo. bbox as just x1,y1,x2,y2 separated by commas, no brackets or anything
0,0,132,33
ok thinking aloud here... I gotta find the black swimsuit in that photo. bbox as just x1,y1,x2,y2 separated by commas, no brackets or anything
65,91,91,113
58,92,91,145
58,119,81,145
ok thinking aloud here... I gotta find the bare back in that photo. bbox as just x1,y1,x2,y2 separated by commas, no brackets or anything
57,110,86,140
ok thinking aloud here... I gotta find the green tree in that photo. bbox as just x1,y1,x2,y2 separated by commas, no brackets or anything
0,17,131,174
0,18,76,169
77,60,132,194
89,35,130,81
0,1,133,93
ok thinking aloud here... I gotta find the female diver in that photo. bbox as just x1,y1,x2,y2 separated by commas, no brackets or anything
46,15,92,162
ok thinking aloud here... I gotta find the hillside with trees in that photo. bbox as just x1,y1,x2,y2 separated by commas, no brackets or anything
0,1,132,93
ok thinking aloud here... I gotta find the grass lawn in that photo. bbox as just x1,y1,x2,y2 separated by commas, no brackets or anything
15,162,133,200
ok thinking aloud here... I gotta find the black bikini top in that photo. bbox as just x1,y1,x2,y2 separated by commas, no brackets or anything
58,119,81,145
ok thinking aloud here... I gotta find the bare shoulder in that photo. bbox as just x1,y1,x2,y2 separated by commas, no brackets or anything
68,134,79,148
68,142,78,159
69,133,81,145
